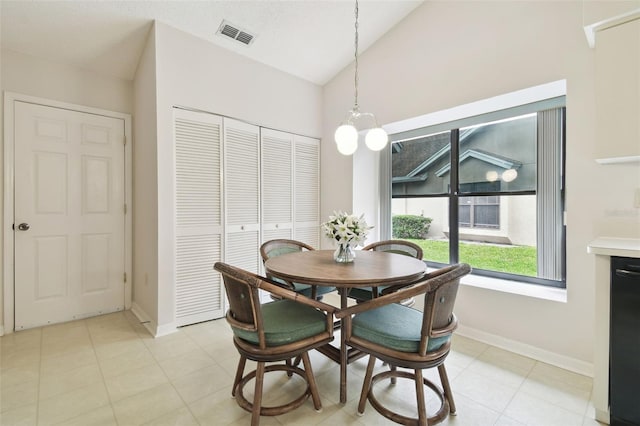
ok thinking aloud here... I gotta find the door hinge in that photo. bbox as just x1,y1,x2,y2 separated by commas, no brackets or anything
124,272,127,283
124,204,127,215
123,136,127,146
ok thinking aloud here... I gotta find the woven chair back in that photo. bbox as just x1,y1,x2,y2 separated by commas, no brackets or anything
362,239,423,260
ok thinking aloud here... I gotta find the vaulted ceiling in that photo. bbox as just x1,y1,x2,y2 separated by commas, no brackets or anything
1,0,423,85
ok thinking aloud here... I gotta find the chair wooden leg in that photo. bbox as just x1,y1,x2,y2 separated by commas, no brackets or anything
233,355,247,398
358,355,377,415
286,358,293,377
438,364,456,415
301,351,322,411
251,362,266,426
390,364,397,385
414,369,427,426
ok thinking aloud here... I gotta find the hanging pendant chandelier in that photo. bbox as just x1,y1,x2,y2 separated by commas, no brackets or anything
334,0,388,156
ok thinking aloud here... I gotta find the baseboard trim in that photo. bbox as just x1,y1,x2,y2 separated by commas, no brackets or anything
155,322,179,337
456,324,594,377
130,302,178,338
595,408,610,424
130,302,155,337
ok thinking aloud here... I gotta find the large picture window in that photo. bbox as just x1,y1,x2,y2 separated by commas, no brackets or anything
388,100,565,288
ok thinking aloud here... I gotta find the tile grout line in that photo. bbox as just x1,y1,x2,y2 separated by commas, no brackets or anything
42,319,117,426
149,328,204,426
105,314,191,425
453,341,523,425
85,317,123,426
180,324,252,424
35,326,43,426
518,359,594,421
492,358,537,425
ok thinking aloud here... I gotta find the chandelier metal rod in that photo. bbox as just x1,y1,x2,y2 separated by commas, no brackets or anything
353,0,359,112
334,0,388,155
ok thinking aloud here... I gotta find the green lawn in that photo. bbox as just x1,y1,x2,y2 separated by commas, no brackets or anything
406,239,537,277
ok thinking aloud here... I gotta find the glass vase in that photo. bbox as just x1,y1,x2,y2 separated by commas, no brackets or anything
334,243,356,263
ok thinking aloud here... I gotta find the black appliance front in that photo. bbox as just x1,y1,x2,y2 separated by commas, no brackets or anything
610,256,640,426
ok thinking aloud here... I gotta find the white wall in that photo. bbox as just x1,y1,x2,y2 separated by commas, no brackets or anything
0,49,133,333
1,49,133,114
132,26,159,329
353,145,380,245
137,22,323,332
323,1,640,366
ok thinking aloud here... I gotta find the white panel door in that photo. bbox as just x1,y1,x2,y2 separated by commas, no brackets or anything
174,109,224,326
224,118,260,273
294,136,320,248
14,101,126,329
261,129,293,246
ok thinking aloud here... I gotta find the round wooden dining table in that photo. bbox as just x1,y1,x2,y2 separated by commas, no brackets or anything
264,249,427,403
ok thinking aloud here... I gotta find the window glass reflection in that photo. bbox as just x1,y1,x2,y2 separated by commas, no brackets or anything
459,114,537,193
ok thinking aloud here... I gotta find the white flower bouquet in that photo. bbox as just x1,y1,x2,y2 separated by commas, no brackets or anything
321,211,373,247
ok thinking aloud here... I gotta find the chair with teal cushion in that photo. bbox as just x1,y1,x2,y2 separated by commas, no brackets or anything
214,262,336,426
260,239,336,300
348,239,424,305
336,263,471,426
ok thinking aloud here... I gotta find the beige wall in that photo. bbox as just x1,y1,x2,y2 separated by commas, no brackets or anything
323,1,640,366
139,22,323,332
1,49,133,114
0,49,133,333
132,26,159,328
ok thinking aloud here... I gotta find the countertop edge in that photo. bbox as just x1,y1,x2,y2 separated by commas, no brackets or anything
588,237,640,258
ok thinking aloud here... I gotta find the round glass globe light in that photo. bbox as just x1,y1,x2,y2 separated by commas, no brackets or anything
336,138,358,155
485,170,499,182
365,128,389,151
335,124,358,155
502,168,518,183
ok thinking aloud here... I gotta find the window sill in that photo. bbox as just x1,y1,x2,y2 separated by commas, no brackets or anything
459,272,567,303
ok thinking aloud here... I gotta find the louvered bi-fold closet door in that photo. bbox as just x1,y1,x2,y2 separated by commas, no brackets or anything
224,118,261,273
261,129,294,247
294,136,320,248
174,109,224,326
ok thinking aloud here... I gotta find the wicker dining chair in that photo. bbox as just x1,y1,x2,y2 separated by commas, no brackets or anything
336,263,471,426
348,239,424,304
213,262,336,426
260,239,336,300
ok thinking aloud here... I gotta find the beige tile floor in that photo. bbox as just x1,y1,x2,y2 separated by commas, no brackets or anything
0,308,603,426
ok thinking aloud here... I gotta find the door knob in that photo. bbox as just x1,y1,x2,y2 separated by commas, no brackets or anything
17,223,30,231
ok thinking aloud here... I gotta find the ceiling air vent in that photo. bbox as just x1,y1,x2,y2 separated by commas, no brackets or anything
217,20,255,46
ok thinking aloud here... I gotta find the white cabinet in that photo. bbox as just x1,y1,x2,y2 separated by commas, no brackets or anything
173,110,320,325
261,129,294,242
293,135,321,248
173,109,224,327
224,118,261,274
260,130,320,248
594,16,640,161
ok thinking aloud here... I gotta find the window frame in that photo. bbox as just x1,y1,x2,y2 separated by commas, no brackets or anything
386,102,566,289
